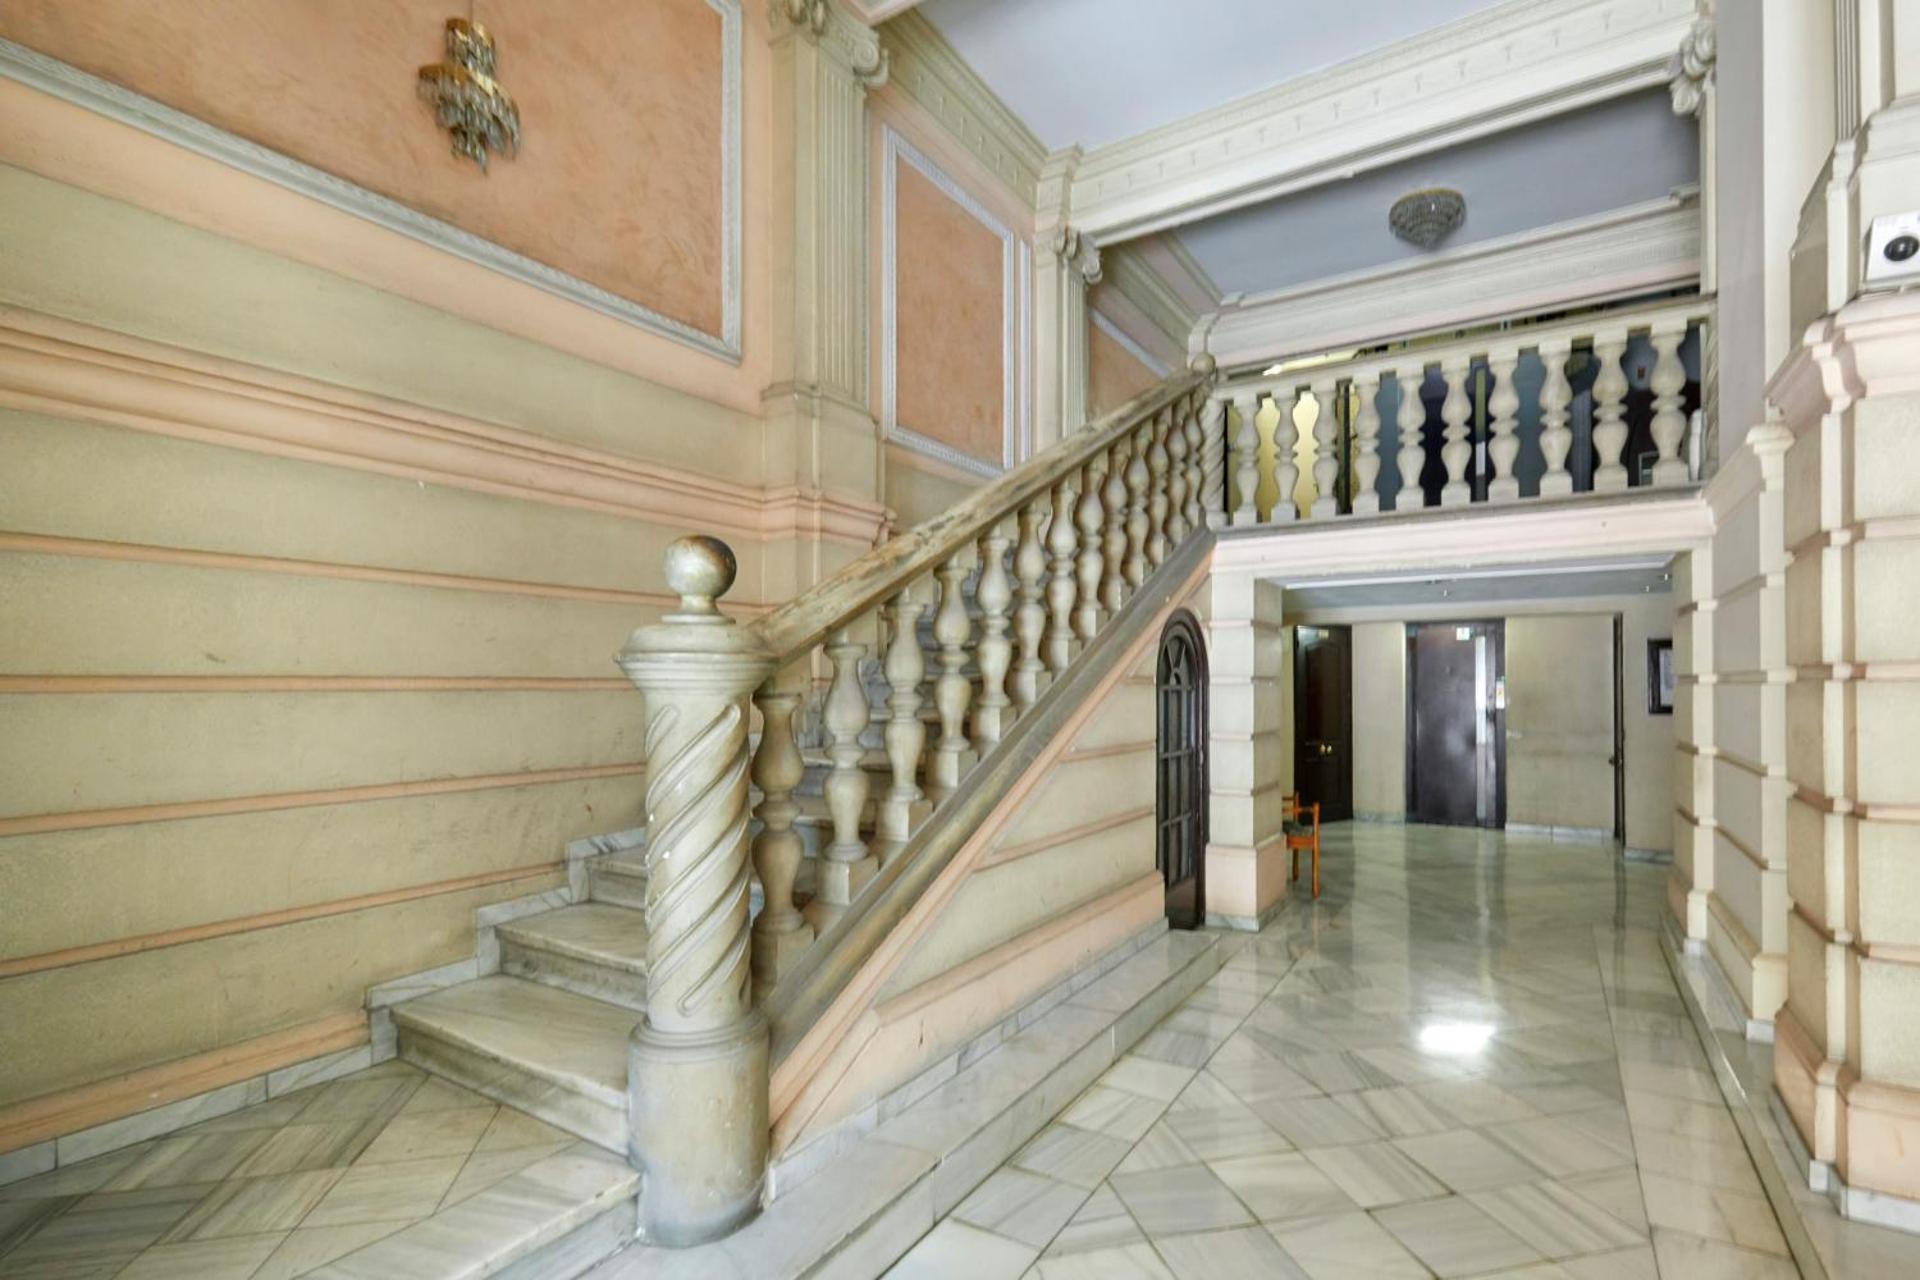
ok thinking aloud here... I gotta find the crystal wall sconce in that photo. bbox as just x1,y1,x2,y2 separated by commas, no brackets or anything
418,18,521,172
1388,188,1466,250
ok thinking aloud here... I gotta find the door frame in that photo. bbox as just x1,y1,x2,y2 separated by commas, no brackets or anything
1292,623,1354,822
1404,619,1508,829
1155,610,1209,929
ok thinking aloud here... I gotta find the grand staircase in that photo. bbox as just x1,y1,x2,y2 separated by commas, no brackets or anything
358,366,1223,1273
391,853,656,1153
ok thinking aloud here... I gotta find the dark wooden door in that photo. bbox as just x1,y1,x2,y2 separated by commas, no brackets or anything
1294,625,1353,821
1408,621,1505,828
1156,612,1208,930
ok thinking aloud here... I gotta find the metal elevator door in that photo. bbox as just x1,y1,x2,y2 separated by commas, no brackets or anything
1407,621,1506,828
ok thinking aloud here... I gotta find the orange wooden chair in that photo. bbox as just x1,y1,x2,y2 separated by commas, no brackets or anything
1284,793,1322,898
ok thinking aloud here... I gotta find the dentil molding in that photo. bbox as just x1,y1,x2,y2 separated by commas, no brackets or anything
1063,0,1697,240
879,10,1046,206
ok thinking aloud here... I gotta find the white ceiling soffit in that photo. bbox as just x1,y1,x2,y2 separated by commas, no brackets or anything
1199,190,1700,370
915,0,1503,152
1281,558,1673,615
1064,0,1697,241
1177,90,1695,299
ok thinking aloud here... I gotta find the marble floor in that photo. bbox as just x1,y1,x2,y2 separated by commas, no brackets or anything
0,1060,637,1279
885,822,1847,1280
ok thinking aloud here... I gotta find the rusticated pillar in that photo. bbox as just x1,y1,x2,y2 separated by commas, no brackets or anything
616,536,776,1246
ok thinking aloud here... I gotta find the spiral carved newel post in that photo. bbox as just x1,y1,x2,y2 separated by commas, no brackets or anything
616,536,775,1246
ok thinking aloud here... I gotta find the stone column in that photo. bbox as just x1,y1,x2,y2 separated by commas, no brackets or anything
1205,571,1289,930
616,537,776,1246
1775,292,1920,1220
1033,148,1101,451
764,1,890,598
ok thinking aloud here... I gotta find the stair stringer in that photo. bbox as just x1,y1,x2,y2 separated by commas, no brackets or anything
762,538,1215,1164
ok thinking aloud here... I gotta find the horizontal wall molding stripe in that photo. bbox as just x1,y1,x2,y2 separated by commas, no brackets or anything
1060,739,1155,762
0,530,687,609
981,806,1156,869
0,675,636,694
0,861,562,979
1793,785,1920,824
1789,514,1920,557
0,1012,368,1156
1793,663,1920,683
0,26,744,361
0,308,887,551
0,761,646,838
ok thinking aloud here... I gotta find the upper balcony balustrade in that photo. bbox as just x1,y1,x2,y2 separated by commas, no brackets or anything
1213,294,1713,527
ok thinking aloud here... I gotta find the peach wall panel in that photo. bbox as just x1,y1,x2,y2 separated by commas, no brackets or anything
892,160,1005,466
1089,317,1162,417
0,0,727,337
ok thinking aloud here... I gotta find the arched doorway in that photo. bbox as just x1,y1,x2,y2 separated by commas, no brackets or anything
1156,611,1208,929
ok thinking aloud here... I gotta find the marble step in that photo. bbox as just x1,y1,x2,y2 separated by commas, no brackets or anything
587,852,649,910
498,904,651,1011
393,975,637,1152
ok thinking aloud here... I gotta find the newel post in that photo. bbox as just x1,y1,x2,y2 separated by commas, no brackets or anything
616,536,776,1246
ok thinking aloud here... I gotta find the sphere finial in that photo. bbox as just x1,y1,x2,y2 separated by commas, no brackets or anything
1189,352,1218,378
663,535,737,620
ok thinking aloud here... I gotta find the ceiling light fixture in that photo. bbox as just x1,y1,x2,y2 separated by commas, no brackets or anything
1389,187,1465,250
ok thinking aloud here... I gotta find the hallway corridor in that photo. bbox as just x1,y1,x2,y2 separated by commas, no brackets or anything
888,823,1805,1279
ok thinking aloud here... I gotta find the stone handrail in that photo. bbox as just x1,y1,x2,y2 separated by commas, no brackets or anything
611,360,1221,1243
1214,294,1713,522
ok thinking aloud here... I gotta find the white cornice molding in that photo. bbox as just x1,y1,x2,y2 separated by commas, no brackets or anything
1066,0,1697,240
844,0,922,21
1768,290,1920,431
0,18,746,362
880,10,1048,206
1203,192,1701,370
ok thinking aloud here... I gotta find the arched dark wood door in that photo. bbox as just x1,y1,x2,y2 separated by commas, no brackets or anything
1156,611,1208,929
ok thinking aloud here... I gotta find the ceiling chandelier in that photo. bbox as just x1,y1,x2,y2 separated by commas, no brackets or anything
1388,187,1465,250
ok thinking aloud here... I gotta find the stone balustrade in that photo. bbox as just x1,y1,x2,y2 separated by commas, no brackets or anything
613,363,1219,1244
1217,297,1713,523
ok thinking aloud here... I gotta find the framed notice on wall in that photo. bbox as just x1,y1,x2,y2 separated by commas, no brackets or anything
1648,638,1675,715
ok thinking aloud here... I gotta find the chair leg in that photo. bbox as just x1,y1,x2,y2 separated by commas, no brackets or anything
1311,834,1321,898
1290,846,1298,882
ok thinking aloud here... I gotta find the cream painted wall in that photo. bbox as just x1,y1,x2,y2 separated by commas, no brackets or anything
1350,622,1406,820
0,163,850,1124
1294,593,1675,854
1507,615,1616,834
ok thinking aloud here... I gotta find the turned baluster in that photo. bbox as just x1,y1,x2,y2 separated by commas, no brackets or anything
1590,327,1631,492
1101,438,1130,614
1486,347,1521,502
1537,338,1575,496
1181,400,1206,534
808,627,875,931
1438,355,1473,507
1394,365,1427,510
1165,408,1191,545
1649,319,1690,485
1074,458,1106,640
1125,423,1151,585
1200,393,1228,528
1309,378,1340,519
973,521,1014,751
929,554,973,799
1044,479,1079,672
1271,392,1301,522
750,677,812,988
877,587,926,859
1146,416,1172,565
1230,392,1261,526
1351,374,1382,516
1011,499,1049,711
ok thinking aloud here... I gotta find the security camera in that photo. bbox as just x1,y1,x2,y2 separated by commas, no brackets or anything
1865,212,1920,288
